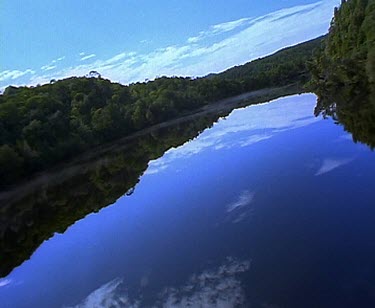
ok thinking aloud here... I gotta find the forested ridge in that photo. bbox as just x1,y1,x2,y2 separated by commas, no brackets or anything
310,0,374,92
309,0,375,148
0,37,323,187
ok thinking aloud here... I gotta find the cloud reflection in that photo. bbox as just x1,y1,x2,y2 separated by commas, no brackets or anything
0,278,11,288
157,258,250,307
66,278,139,308
146,94,319,175
67,258,250,308
227,190,255,213
315,158,353,176
224,190,256,224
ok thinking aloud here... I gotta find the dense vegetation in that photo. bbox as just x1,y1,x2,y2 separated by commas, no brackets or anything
0,37,322,187
309,0,375,148
310,0,374,92
0,87,296,277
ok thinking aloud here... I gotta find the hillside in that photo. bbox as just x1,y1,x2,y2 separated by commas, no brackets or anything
310,0,374,96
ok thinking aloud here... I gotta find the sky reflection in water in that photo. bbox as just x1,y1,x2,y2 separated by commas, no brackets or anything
2,94,375,308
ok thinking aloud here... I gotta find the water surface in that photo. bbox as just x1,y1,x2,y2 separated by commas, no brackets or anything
1,94,375,308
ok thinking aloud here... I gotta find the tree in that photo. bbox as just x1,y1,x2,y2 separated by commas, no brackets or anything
0,145,24,184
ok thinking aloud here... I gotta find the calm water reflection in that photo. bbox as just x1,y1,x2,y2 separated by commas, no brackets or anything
1,94,375,308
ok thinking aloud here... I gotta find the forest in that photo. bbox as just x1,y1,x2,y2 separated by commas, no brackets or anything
0,37,323,187
309,0,375,148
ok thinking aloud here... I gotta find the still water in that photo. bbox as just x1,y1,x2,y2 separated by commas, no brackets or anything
1,94,375,307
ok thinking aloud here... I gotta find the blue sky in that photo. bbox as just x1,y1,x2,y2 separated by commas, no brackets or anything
0,0,339,89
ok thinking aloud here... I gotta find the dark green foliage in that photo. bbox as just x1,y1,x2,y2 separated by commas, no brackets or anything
310,0,375,148
219,36,324,88
0,145,24,183
0,37,322,187
310,0,375,96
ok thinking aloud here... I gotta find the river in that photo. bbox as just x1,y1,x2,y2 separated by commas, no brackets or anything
1,93,375,308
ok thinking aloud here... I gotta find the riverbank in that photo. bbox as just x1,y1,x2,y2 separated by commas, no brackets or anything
0,83,304,202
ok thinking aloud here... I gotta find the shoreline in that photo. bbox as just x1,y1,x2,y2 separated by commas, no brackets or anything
0,83,305,203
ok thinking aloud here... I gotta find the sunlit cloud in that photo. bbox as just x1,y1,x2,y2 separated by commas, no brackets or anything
1,0,339,89
315,158,353,176
67,258,250,308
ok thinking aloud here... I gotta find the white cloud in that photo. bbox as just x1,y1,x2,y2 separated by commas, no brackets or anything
187,17,252,43
41,64,57,71
315,158,353,176
81,54,96,61
212,17,252,33
1,0,339,89
0,69,35,82
40,56,65,71
51,56,65,63
67,258,251,308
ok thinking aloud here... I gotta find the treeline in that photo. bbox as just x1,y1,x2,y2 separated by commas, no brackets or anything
309,0,374,99
309,0,375,148
0,37,322,186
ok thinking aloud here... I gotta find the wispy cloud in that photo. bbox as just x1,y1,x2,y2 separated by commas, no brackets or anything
187,17,252,43
52,56,65,63
1,0,339,89
157,258,250,307
315,158,353,176
80,54,96,61
66,278,139,308
225,190,256,224
41,64,57,71
227,190,255,212
40,56,65,71
67,258,250,308
0,69,35,82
